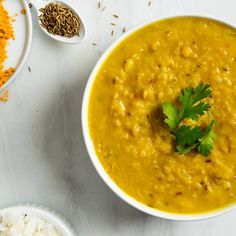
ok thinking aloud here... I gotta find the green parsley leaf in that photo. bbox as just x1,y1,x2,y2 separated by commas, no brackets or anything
161,83,216,156
198,120,217,156
175,125,203,155
162,102,179,131
178,83,212,121
175,125,203,146
182,102,211,121
176,143,198,155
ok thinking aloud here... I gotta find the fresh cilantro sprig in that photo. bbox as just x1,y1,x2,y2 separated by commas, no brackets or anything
198,120,217,156
161,83,216,156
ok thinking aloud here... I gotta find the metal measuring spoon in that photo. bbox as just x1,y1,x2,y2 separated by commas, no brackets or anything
26,0,87,44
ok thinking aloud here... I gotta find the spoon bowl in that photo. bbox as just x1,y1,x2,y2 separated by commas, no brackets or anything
27,0,86,44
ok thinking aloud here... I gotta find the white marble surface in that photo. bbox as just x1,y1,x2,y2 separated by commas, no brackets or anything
1,0,236,235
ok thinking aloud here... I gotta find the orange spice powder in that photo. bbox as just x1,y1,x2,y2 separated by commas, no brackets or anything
0,0,15,89
0,89,9,102
21,9,26,15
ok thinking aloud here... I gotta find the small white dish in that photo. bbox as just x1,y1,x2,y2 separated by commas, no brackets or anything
82,14,236,221
0,204,75,236
27,0,87,44
1,0,32,92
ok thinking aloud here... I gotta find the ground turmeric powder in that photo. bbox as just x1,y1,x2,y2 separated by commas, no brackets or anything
0,89,9,102
0,0,15,88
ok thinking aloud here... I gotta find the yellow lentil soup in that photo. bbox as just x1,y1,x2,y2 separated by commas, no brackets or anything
88,17,236,214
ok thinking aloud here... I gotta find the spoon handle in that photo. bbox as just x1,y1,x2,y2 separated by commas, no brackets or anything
25,0,44,11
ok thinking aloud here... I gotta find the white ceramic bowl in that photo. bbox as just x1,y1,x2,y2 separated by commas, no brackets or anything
82,15,236,221
0,205,75,235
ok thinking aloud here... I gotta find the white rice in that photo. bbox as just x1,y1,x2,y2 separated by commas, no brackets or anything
0,213,62,236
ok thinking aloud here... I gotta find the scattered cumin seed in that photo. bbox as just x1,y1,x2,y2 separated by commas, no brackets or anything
111,23,116,26
122,27,126,33
28,66,31,72
111,30,114,36
92,43,97,46
29,3,33,8
175,192,183,196
113,14,119,18
205,159,212,163
98,2,101,8
148,1,151,6
102,6,106,11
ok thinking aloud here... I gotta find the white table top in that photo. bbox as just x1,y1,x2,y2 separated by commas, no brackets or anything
1,0,236,235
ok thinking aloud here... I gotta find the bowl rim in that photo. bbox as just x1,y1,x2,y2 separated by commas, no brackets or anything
0,0,33,92
81,14,236,221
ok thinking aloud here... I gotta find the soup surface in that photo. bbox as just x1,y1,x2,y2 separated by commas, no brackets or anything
88,17,236,213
